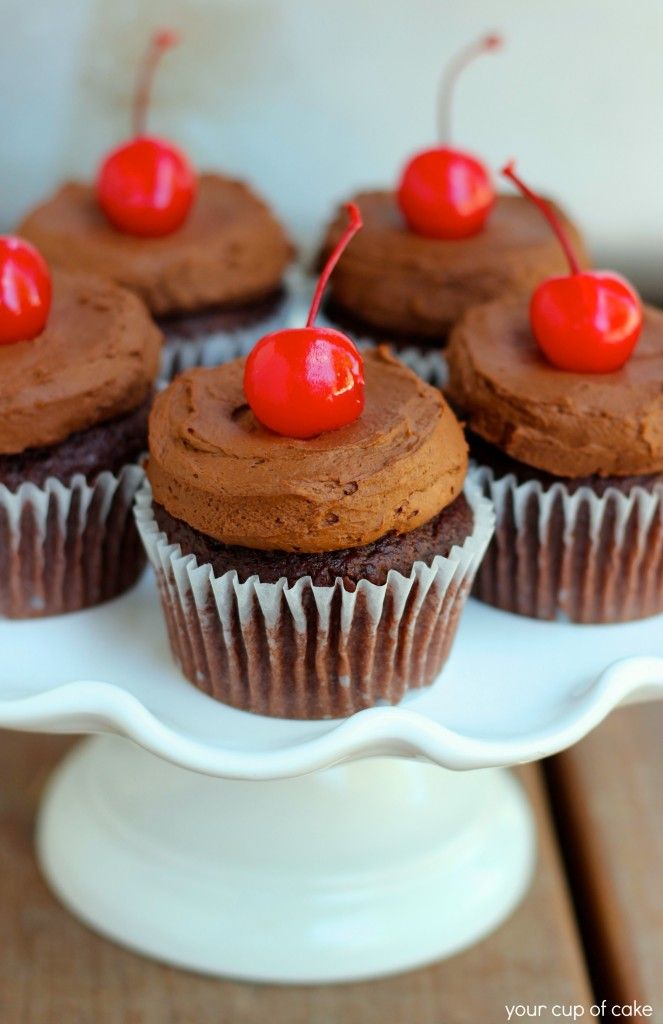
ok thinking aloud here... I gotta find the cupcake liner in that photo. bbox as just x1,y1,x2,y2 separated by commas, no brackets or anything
159,292,293,382
135,480,495,719
0,465,146,619
470,464,663,623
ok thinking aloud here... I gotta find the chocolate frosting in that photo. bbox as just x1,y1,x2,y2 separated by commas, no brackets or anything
19,175,293,317
148,347,468,552
0,270,162,455
320,191,588,339
447,299,663,478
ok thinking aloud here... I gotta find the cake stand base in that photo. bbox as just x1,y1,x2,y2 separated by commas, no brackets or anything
37,735,536,983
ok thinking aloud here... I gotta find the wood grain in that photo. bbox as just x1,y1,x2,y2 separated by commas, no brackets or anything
547,702,663,1014
0,733,591,1024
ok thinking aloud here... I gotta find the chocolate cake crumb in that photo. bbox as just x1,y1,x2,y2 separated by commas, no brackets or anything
153,493,474,587
0,396,151,491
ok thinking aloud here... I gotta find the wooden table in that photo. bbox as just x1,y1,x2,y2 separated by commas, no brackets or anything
0,702,660,1024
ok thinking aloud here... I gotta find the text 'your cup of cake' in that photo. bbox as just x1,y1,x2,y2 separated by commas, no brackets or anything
135,204,495,718
19,30,294,381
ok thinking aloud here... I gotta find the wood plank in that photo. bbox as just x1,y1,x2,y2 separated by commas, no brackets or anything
0,733,591,1024
547,701,663,1014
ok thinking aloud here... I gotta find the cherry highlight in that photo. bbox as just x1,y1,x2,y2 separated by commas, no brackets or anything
502,161,581,275
306,203,363,327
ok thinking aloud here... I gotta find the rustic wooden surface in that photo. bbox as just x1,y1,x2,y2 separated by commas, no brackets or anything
547,701,663,1015
0,732,595,1024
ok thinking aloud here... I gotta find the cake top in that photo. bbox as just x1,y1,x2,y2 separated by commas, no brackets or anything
148,346,468,552
324,191,585,271
19,174,293,318
446,298,663,478
319,191,588,339
0,270,162,456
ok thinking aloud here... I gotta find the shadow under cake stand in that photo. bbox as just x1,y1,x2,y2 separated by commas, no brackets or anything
1,571,662,984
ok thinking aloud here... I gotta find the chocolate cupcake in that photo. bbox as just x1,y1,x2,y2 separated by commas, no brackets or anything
136,348,493,717
317,36,587,383
446,160,663,623
449,300,663,623
19,32,293,381
135,204,493,717
318,190,587,382
20,177,293,380
0,267,162,617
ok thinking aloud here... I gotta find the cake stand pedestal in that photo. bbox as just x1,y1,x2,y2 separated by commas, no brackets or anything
38,738,533,982
1,572,662,982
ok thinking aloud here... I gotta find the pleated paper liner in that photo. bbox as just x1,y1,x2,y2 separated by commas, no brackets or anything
135,480,495,719
0,465,146,618
470,464,663,623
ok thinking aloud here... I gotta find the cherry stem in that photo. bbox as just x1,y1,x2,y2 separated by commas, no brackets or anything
501,161,580,275
306,203,363,327
438,33,502,144
132,29,180,138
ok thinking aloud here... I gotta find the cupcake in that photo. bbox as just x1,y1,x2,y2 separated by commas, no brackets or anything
319,190,586,355
447,163,662,623
136,205,494,717
19,31,292,381
0,236,161,618
317,36,587,383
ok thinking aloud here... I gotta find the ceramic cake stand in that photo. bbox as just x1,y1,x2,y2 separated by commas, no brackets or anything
1,573,662,984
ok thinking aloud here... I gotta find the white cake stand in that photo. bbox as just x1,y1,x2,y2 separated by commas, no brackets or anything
1,571,662,984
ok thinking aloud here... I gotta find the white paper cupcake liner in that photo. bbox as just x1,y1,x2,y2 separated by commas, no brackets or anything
135,479,494,719
0,465,146,618
469,463,663,623
159,290,294,382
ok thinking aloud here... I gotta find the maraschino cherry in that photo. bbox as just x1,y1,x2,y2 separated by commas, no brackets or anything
502,162,643,374
0,236,52,345
397,34,502,240
245,204,364,439
97,30,197,237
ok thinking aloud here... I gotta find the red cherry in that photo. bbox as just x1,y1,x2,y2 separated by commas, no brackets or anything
245,204,365,439
397,34,502,239
98,138,195,237
244,327,364,439
97,30,196,238
398,147,494,239
0,236,52,345
502,162,643,374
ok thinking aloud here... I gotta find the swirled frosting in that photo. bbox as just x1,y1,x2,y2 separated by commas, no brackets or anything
320,191,588,338
0,270,162,455
19,175,293,317
446,298,663,478
148,347,468,552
